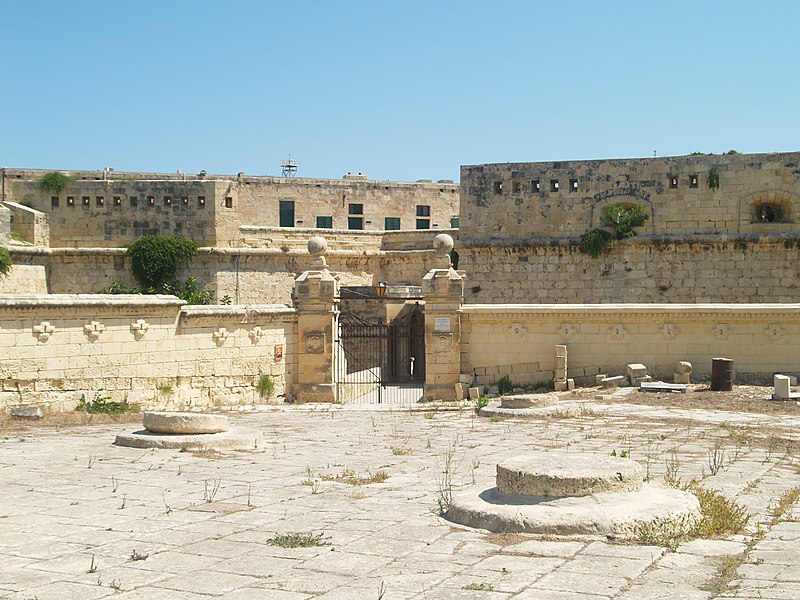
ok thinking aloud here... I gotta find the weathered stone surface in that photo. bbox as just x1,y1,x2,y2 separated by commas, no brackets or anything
115,427,261,450
142,412,229,434
447,482,699,538
675,361,693,374
674,372,691,384
10,405,43,420
602,375,626,388
500,393,558,409
496,454,643,498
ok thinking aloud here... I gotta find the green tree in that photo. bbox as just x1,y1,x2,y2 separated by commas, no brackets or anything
127,235,199,292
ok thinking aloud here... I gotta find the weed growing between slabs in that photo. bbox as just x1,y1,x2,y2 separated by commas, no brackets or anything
266,532,331,548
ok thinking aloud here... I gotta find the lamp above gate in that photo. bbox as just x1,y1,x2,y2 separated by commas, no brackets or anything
374,281,387,299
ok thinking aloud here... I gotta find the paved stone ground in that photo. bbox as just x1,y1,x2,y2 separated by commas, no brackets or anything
2,391,800,599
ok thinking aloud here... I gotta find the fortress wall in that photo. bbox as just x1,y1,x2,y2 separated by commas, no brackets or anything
7,246,436,304
460,236,800,304
5,178,221,247
230,176,458,235
460,152,800,243
0,295,296,412
462,304,800,386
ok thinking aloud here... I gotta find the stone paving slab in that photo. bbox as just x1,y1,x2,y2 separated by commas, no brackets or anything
2,398,800,599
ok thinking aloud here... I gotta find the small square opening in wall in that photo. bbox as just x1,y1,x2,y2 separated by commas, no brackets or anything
113,196,122,206
512,180,521,193
51,196,59,208
82,196,90,206
147,195,155,205
198,196,206,207
225,196,233,208
689,175,698,188
669,176,678,189
130,196,138,207
96,196,104,206
493,181,503,194
181,196,189,205
570,179,578,192
67,196,75,206
164,196,172,206
532,179,541,192
550,179,560,192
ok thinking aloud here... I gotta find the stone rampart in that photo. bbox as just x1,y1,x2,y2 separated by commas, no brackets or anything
460,151,800,244
3,202,49,247
461,235,800,304
0,294,296,412
462,303,800,386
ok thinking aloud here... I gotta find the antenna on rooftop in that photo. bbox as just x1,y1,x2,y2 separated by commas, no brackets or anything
281,157,299,177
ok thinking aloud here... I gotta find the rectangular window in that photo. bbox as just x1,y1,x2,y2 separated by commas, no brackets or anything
450,217,459,228
198,196,205,207
316,216,333,228
348,216,364,230
570,179,578,192
550,179,560,192
385,217,401,230
67,196,75,206
512,181,521,193
493,181,503,194
416,218,430,229
181,196,189,205
96,196,104,206
224,196,233,208
669,176,678,189
82,196,90,206
147,195,155,205
279,200,295,227
113,196,122,206
416,205,431,217
164,196,172,206
532,179,541,192
348,203,363,215
51,196,59,208
689,175,698,188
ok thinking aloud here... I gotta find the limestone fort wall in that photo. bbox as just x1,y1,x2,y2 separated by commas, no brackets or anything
460,151,800,243
462,303,800,386
0,295,296,412
2,168,458,248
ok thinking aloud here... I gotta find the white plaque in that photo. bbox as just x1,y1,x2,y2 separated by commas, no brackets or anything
434,317,451,332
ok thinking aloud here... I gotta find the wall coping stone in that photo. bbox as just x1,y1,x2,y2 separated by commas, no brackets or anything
181,304,296,319
0,293,186,309
463,303,800,320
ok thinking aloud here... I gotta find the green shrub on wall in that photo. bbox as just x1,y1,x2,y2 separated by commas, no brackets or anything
127,235,199,292
579,203,649,258
0,247,12,279
38,171,72,194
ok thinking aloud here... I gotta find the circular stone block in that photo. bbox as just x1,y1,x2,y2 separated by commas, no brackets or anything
500,393,558,409
142,412,229,434
114,427,262,451
433,233,454,254
446,482,700,538
496,454,643,498
307,236,328,256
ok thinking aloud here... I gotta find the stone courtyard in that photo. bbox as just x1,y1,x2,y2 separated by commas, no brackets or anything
2,388,799,600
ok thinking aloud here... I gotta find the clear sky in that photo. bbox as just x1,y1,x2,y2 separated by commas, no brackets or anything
1,1,798,182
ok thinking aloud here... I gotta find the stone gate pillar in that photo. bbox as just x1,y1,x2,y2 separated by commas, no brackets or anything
294,236,338,403
422,234,464,401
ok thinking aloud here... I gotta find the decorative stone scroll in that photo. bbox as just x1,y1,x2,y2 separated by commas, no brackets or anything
84,320,105,341
212,327,229,345
713,323,729,340
249,326,265,344
130,319,149,339
33,321,55,342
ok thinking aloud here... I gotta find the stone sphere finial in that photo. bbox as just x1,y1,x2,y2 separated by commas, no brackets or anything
307,236,328,256
433,233,454,255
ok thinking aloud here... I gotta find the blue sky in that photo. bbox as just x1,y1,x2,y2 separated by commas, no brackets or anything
1,1,798,182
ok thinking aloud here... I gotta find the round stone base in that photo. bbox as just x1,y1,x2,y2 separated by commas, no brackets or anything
446,483,700,538
497,454,643,497
142,412,229,434
114,427,262,451
499,393,558,409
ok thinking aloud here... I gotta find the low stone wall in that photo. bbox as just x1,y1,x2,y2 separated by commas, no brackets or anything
462,303,800,386
0,295,296,413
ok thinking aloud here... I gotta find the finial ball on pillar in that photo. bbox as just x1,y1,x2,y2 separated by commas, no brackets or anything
433,233,454,255
307,236,328,256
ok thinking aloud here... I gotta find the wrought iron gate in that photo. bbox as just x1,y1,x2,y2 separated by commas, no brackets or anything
334,307,425,404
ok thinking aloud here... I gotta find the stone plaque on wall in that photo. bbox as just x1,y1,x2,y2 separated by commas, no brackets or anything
305,332,325,354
